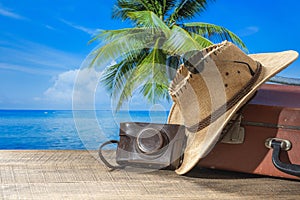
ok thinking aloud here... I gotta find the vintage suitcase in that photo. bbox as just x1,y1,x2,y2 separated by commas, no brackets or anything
198,84,300,180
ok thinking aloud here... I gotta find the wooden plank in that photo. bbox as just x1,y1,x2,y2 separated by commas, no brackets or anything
0,150,299,199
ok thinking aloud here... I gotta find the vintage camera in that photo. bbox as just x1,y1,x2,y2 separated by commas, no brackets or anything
116,122,186,170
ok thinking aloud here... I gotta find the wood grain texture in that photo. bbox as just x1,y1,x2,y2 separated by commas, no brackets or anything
0,150,299,199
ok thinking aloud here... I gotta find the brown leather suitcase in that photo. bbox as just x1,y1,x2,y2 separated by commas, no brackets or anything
198,84,300,180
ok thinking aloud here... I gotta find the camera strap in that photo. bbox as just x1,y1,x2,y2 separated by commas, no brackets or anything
98,140,125,170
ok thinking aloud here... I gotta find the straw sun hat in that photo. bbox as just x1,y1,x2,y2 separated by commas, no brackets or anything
168,41,298,175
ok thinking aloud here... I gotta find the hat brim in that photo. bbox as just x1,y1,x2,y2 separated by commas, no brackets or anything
168,50,299,175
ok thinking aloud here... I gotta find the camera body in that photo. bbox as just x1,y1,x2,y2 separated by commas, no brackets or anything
116,122,186,170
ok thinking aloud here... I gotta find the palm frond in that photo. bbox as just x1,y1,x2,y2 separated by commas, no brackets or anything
89,30,152,68
115,38,169,109
167,0,214,24
158,0,177,15
183,22,248,52
134,38,169,103
127,11,171,36
101,49,148,98
166,55,181,80
89,28,149,44
112,0,146,20
150,0,176,20
100,61,127,94
136,0,158,13
189,32,213,47
149,0,177,19
113,66,136,110
112,0,177,21
163,25,203,55
141,81,170,104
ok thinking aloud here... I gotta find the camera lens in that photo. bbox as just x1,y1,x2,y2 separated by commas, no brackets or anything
137,128,164,154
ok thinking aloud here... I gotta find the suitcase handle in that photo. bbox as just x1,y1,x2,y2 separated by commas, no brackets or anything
266,138,300,176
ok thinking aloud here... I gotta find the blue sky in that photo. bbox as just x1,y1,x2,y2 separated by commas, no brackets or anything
0,0,299,110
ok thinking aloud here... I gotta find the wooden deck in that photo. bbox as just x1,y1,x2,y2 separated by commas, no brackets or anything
0,150,299,199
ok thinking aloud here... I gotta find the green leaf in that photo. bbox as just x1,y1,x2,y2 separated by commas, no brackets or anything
189,32,213,48
167,0,214,24
112,0,177,21
127,11,171,36
112,0,146,20
89,30,152,68
100,49,148,98
89,28,147,44
163,25,203,55
159,0,177,14
134,38,169,103
183,22,248,52
114,38,169,109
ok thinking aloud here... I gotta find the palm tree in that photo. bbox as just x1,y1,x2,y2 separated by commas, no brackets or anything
89,0,247,110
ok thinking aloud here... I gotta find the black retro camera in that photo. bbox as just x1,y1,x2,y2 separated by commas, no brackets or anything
116,122,186,170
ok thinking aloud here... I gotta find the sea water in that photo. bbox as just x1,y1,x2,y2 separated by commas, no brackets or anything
0,110,169,150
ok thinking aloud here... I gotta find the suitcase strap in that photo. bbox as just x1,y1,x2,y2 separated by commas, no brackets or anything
266,138,300,177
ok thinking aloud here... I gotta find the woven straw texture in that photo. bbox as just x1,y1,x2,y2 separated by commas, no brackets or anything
168,41,298,175
0,150,300,199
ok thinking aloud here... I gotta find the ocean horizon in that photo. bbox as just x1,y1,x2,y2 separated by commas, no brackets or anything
0,110,169,150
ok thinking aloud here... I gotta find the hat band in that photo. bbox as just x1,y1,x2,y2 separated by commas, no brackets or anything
187,61,263,133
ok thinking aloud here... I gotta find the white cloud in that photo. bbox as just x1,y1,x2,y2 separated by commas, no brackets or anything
44,69,78,102
43,68,109,109
0,7,26,20
42,67,174,110
237,26,259,37
59,19,98,35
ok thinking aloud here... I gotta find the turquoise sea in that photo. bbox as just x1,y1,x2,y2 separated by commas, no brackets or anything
0,110,169,150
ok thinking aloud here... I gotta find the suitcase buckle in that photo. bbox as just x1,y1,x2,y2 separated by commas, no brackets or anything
265,138,292,151
221,114,245,144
